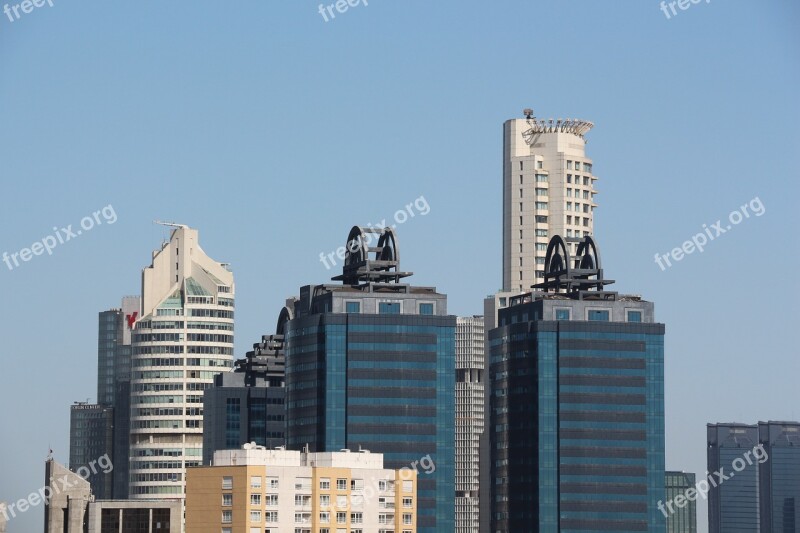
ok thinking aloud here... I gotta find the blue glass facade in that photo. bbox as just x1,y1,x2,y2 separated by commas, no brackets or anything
759,421,800,533
490,299,666,532
707,424,761,532
286,309,455,533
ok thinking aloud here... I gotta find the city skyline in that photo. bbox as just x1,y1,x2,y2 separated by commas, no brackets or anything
1,2,798,532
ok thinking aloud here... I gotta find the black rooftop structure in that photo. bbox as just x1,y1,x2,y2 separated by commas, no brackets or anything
531,235,617,300
331,226,413,289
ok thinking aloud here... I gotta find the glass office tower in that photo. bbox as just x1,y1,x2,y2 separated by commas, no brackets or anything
489,235,666,532
203,333,286,465
666,471,698,533
707,423,761,532
285,226,455,533
758,421,800,532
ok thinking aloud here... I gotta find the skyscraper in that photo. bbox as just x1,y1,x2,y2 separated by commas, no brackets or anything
666,471,698,533
69,296,139,499
69,403,114,499
455,315,484,533
707,423,761,532
285,226,455,533
489,235,665,532
758,421,800,532
129,223,235,498
503,109,598,291
203,332,286,465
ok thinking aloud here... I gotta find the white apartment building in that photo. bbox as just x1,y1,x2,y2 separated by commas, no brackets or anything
503,109,598,291
455,316,484,533
129,224,235,498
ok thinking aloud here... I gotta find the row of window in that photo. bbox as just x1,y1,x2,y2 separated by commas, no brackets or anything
518,161,592,173
223,477,410,493
221,529,411,533
345,301,434,315
222,511,412,525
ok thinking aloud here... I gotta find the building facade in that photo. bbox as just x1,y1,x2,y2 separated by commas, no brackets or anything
44,458,182,533
489,235,665,532
0,502,7,533
503,109,598,292
285,226,455,533
129,224,235,498
204,333,287,465
707,423,761,532
69,403,115,499
455,315,484,533
665,471,697,533
186,446,417,533
758,421,800,532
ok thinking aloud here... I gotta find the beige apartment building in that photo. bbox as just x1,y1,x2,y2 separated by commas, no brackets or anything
186,445,417,533
502,109,598,292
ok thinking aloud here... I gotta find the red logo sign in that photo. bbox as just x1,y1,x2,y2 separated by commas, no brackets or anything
126,312,138,329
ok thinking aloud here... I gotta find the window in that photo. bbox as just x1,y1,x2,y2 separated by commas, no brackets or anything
536,173,547,181
567,160,573,169
419,303,434,315
320,494,330,507
346,301,361,314
222,511,232,524
535,202,548,210
268,477,279,489
250,511,262,523
379,302,400,315
535,216,547,224
251,494,261,506
266,512,278,523
583,176,590,186
403,513,412,525
351,479,364,491
266,494,279,506
222,477,233,490
537,160,543,169
222,529,232,533
519,215,523,225
585,163,592,173
627,310,642,322
536,229,547,237
519,188,523,198
351,511,364,523
222,494,233,506
519,174,523,184
535,188,548,196
251,476,262,489
555,309,571,321
519,229,523,239
519,161,523,170
567,202,572,210
336,496,347,509
588,309,610,321
536,243,547,251
567,174,572,183
320,512,330,523
336,478,347,490
536,257,545,265
403,497,412,508
337,512,347,524
320,478,330,490
583,217,589,227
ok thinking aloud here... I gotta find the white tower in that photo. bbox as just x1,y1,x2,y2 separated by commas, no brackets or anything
129,224,234,500
503,109,598,292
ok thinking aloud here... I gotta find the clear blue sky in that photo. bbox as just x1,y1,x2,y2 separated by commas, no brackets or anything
1,1,797,531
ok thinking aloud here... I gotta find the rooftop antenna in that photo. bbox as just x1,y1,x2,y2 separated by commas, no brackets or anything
153,220,189,229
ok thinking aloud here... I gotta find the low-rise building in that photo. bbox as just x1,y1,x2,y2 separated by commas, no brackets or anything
43,459,181,533
186,445,418,533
